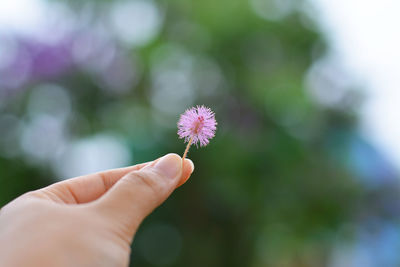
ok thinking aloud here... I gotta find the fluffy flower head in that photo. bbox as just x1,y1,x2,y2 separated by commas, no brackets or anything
177,105,217,147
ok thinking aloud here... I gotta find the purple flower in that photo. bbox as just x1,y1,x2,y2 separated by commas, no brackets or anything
178,105,217,149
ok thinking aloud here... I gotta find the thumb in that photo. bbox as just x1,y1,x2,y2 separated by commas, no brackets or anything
93,153,189,237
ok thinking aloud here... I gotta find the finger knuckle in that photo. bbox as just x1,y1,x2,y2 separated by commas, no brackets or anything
125,170,166,195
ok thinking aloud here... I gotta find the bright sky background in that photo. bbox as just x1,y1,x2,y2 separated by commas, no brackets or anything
1,0,400,168
310,0,400,168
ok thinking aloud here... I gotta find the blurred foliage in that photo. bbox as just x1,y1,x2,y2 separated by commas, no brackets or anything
0,0,391,266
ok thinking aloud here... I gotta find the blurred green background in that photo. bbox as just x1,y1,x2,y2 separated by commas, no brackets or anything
1,0,400,266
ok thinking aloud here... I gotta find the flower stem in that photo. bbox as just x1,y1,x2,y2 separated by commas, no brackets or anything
182,136,193,160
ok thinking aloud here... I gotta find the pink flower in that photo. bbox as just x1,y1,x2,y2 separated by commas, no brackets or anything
178,105,217,147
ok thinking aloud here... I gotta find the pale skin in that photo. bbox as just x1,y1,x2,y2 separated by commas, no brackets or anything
0,153,194,267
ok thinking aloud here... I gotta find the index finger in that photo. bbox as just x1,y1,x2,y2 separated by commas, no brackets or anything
40,161,152,204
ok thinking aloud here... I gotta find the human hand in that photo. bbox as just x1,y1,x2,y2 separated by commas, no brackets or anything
0,153,193,267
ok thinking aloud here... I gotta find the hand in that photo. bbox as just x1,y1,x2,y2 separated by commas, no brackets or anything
0,153,194,267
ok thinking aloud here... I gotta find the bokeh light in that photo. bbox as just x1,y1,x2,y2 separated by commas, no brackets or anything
1,0,400,266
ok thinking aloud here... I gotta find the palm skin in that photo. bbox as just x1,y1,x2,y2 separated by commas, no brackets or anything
0,154,193,267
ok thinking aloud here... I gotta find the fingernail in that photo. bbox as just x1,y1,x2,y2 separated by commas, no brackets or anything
153,154,182,179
